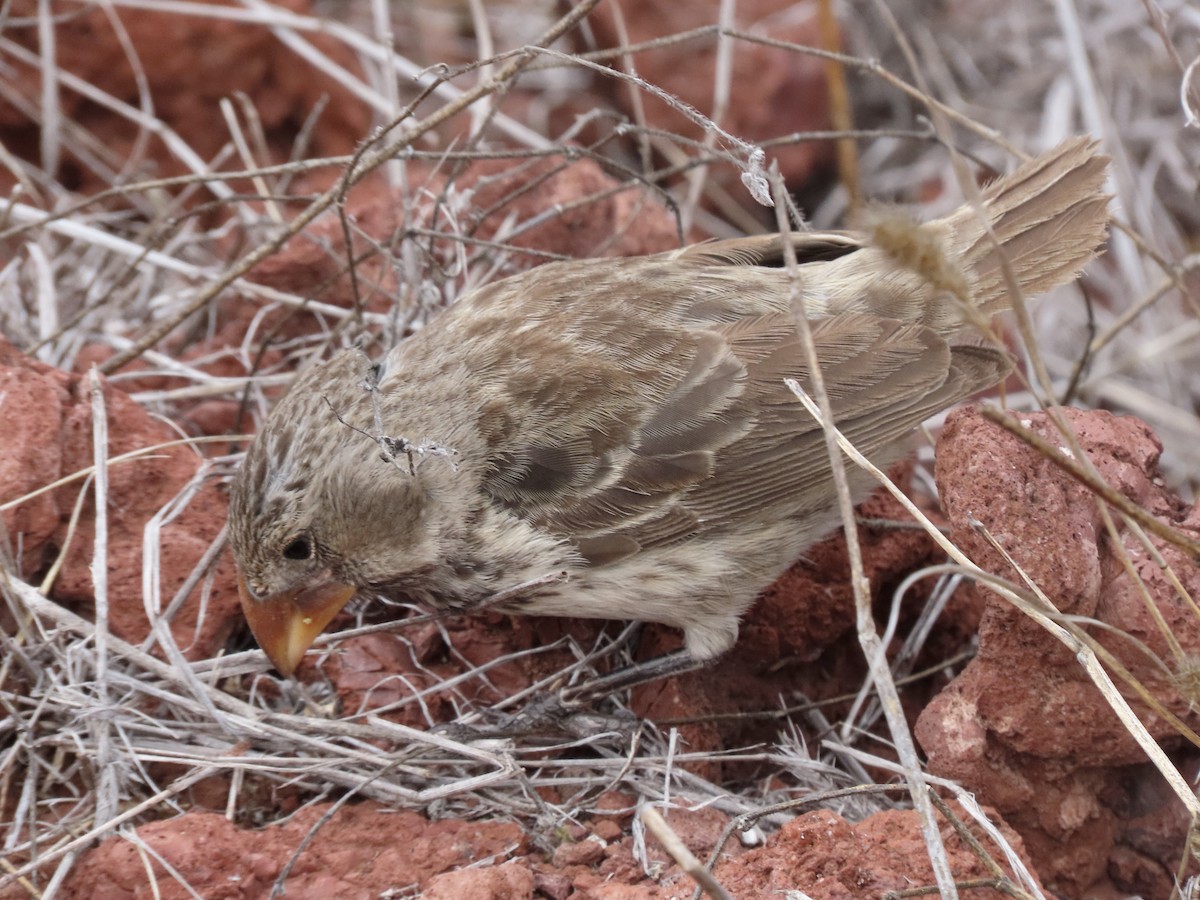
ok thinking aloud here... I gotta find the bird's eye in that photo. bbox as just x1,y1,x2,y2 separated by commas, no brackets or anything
282,537,313,561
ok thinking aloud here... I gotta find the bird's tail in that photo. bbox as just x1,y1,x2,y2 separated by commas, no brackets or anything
818,137,1110,335
943,136,1111,318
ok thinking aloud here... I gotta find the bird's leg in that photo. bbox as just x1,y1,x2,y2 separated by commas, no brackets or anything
432,649,705,741
561,648,706,703
475,650,703,736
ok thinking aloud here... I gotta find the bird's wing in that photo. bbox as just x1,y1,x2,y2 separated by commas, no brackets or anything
480,305,1008,567
680,315,1007,531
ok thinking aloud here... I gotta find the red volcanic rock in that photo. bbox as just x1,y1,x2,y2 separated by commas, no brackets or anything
0,346,71,577
252,153,682,307
918,406,1200,897
552,834,607,868
64,797,1039,898
0,339,239,658
423,860,536,900
450,154,682,260
0,0,369,194
713,804,1041,898
588,0,832,193
64,804,529,899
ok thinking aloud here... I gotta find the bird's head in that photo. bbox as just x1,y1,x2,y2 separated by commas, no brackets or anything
228,351,462,676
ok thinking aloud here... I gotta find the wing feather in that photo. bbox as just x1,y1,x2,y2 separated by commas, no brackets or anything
480,301,1009,566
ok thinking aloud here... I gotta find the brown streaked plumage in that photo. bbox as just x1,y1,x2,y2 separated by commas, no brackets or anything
229,138,1110,677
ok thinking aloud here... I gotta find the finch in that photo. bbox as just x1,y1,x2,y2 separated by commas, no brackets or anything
229,138,1109,677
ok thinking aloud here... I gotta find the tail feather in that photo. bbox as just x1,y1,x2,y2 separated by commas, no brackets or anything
814,137,1110,335
947,136,1110,316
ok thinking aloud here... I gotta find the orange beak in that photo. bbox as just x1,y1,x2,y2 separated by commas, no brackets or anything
237,573,356,676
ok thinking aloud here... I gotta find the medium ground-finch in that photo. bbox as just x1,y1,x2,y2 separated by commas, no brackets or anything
230,138,1109,677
